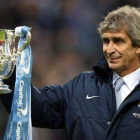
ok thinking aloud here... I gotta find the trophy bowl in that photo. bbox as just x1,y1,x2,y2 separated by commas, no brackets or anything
0,29,15,93
0,28,31,94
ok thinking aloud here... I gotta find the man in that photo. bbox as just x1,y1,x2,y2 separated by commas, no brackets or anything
1,5,140,140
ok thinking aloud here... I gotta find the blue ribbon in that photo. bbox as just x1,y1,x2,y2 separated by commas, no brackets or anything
4,26,33,140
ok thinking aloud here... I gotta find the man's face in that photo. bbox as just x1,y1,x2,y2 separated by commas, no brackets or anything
102,30,140,76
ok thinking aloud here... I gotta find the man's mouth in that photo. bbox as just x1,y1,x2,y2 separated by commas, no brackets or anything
108,57,122,63
109,57,121,60
106,55,122,62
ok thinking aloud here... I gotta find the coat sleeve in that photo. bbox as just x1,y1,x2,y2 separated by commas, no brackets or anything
31,72,82,129
0,68,82,129
31,84,67,129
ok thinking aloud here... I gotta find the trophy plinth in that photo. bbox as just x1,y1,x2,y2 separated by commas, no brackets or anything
0,79,11,93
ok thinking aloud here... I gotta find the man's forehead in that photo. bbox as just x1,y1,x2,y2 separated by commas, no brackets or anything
101,30,128,39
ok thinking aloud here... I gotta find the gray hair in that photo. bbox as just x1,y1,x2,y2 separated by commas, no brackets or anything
98,5,140,47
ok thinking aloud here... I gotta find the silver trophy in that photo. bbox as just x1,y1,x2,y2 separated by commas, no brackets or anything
0,28,31,93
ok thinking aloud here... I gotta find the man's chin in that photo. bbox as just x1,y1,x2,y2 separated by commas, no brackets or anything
108,63,121,71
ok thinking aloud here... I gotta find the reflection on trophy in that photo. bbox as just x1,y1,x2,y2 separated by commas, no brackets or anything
0,28,31,93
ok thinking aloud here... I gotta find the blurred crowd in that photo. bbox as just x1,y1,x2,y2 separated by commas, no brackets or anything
0,0,140,139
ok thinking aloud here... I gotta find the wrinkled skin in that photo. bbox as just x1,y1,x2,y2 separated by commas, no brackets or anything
102,30,140,77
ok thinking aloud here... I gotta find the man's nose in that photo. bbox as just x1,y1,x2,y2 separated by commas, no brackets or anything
106,42,116,54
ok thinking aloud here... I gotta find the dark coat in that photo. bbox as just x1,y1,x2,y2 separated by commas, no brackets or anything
1,56,140,140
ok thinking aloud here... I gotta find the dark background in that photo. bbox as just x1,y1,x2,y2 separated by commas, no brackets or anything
0,0,139,139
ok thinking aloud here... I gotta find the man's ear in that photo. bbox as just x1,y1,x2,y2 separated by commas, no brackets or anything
136,47,140,54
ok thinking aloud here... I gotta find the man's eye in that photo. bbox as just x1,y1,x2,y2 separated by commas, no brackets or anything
103,39,109,45
114,39,124,44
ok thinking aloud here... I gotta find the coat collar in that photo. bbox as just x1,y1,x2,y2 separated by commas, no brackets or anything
92,56,113,79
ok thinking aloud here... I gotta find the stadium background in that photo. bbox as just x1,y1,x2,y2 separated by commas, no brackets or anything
0,0,139,139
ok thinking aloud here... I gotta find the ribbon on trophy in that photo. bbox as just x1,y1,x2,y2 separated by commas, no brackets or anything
4,26,32,140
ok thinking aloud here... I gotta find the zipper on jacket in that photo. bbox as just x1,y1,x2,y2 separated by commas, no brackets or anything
106,80,117,120
71,116,81,140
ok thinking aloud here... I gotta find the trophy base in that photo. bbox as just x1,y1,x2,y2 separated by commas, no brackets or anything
0,84,12,94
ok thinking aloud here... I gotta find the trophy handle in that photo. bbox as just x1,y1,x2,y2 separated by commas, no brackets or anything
13,29,32,59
